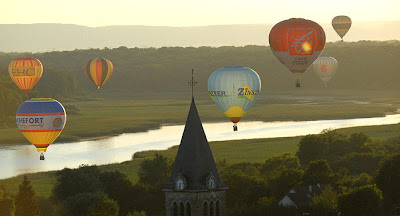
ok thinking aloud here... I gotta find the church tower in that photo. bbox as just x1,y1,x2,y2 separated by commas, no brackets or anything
163,97,228,216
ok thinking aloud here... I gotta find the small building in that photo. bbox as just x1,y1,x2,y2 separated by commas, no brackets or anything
163,98,228,216
279,184,325,209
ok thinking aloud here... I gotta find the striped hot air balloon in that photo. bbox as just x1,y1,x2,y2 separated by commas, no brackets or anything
269,18,326,87
332,16,352,41
16,98,66,160
208,67,261,131
84,58,113,90
8,57,43,95
313,57,338,87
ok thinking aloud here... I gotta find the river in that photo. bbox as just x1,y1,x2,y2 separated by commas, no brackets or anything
1,114,400,179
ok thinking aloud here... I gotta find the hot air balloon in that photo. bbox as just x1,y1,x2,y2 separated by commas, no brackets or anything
208,66,261,131
16,98,66,160
313,57,338,87
8,57,43,95
332,16,352,41
84,58,113,90
269,18,326,87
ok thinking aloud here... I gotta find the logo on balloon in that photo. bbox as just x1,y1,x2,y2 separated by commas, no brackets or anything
321,65,328,72
53,118,63,128
209,91,226,97
238,86,259,101
11,68,36,77
288,28,316,55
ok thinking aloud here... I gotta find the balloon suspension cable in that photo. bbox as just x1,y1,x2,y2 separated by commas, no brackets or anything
188,69,197,98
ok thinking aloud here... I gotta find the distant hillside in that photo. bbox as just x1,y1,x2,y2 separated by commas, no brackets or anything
0,41,399,95
1,21,400,52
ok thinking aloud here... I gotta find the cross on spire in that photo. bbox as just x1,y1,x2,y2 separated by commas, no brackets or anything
188,69,197,98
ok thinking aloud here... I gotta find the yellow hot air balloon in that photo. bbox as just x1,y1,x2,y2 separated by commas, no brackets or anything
16,98,66,160
9,57,43,95
84,58,113,90
332,16,352,41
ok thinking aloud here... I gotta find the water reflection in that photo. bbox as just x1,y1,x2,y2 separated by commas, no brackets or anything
1,114,400,179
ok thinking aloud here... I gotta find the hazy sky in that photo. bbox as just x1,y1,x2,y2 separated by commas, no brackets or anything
1,0,399,27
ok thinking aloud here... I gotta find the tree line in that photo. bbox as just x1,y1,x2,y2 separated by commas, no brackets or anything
1,130,400,216
0,41,400,94
1,41,400,127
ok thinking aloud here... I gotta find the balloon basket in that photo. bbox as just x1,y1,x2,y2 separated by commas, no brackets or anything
233,123,238,131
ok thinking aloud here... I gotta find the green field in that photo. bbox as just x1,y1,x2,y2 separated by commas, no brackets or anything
0,95,396,144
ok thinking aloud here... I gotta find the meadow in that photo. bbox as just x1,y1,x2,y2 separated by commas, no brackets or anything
0,92,396,144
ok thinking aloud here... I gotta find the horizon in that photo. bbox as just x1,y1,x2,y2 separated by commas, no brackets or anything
2,19,400,28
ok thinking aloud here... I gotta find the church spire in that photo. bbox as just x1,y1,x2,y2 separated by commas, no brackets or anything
163,98,227,191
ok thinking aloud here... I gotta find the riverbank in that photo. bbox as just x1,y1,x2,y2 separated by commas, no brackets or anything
0,98,396,145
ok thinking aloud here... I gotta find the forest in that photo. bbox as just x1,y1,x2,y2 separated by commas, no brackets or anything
0,130,399,216
1,41,400,128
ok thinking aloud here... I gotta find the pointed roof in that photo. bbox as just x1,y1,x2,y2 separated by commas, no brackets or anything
163,97,227,191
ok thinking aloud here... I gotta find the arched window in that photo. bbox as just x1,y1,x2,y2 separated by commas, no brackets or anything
203,201,208,216
216,201,220,216
186,202,192,216
210,201,214,216
173,202,178,216
180,202,184,216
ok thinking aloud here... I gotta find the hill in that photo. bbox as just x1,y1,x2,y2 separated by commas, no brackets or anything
1,21,400,52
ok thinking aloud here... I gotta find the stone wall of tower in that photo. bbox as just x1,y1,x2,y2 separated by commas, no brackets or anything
165,190,226,216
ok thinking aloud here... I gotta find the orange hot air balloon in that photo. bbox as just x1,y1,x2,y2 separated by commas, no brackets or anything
8,57,43,95
269,18,326,87
84,58,113,90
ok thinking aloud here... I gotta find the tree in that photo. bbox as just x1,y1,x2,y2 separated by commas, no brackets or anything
297,134,325,165
88,195,119,216
138,154,172,190
56,192,118,216
375,154,400,215
126,211,146,216
268,168,303,198
0,185,16,216
15,175,39,216
310,185,338,216
260,153,300,176
52,165,102,204
303,160,335,185
99,171,135,216
337,185,382,216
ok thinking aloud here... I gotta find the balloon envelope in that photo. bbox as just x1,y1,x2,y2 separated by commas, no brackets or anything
313,57,338,87
84,58,113,89
332,16,352,40
269,18,326,74
8,57,43,94
208,66,261,124
16,98,66,152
